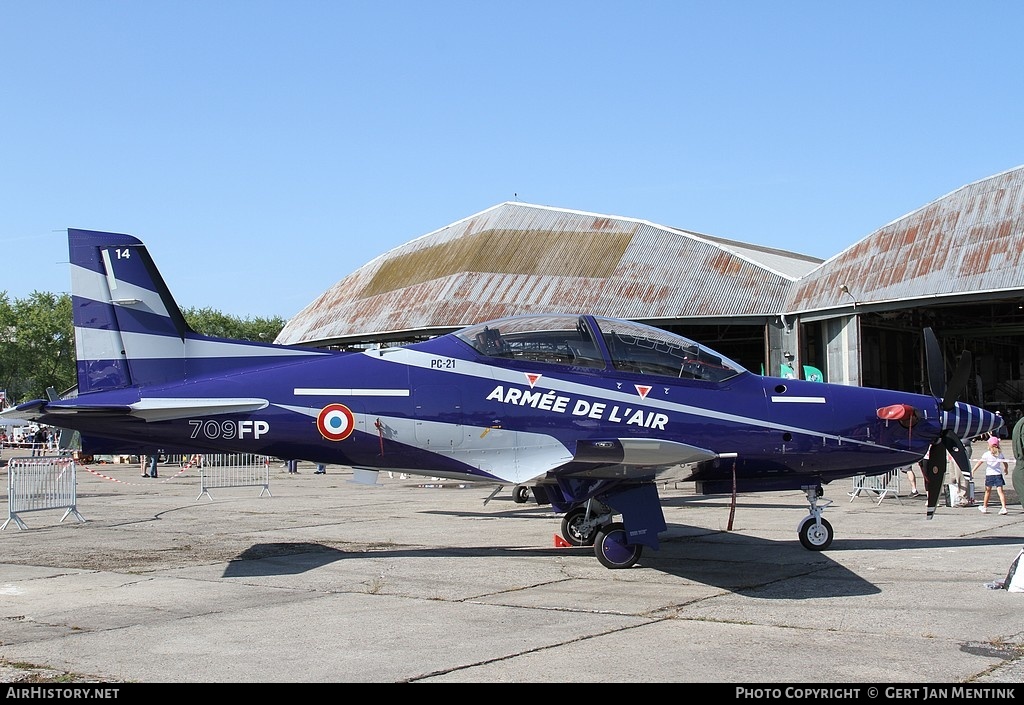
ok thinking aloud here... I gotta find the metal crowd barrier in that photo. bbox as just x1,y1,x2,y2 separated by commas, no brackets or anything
0,441,53,457
196,453,273,500
849,467,903,505
2,455,86,530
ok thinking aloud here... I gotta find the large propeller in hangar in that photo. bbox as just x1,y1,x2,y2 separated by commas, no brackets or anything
921,326,974,518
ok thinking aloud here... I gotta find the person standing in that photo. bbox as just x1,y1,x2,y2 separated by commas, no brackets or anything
32,426,48,456
904,465,920,497
974,435,1009,514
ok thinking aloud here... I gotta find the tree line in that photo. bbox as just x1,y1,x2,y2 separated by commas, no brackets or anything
0,291,285,406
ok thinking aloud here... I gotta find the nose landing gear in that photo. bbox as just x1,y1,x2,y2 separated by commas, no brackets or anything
797,484,834,551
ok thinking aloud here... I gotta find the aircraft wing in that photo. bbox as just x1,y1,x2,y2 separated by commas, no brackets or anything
6,397,269,423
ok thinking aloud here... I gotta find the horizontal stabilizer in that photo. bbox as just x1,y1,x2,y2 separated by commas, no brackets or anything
39,404,132,417
128,397,269,422
0,400,48,421
25,397,269,423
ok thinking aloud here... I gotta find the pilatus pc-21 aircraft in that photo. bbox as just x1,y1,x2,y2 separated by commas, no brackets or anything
3,229,1004,569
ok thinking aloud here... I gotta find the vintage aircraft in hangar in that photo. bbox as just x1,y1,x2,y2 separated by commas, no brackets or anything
2,229,1004,568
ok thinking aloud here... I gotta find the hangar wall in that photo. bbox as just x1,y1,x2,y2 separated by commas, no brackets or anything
276,166,1024,422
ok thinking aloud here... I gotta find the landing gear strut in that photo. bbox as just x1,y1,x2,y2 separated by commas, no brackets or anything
559,499,612,547
559,500,641,568
797,484,834,551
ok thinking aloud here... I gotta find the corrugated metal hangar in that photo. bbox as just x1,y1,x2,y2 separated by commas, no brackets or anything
276,165,1024,423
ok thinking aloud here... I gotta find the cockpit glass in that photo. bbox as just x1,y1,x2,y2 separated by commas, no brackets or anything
455,315,604,368
592,316,744,382
455,315,744,382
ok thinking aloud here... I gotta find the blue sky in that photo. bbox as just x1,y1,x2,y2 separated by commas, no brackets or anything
2,1,1022,319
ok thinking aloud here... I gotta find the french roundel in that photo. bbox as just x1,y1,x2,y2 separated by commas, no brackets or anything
317,403,355,441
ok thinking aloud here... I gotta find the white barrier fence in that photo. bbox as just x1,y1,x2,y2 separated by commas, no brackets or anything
195,453,273,500
849,468,902,505
2,455,86,530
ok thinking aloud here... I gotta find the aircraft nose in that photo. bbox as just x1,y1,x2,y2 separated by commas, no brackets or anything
941,402,1002,440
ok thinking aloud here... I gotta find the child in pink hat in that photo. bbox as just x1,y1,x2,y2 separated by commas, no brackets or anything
974,436,1010,514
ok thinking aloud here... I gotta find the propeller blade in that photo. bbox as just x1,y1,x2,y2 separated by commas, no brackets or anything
923,327,946,400
942,350,973,411
922,439,946,519
941,431,971,478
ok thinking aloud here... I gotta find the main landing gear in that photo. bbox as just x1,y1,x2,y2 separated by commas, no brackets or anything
512,484,532,504
593,522,642,569
559,500,644,569
796,484,834,551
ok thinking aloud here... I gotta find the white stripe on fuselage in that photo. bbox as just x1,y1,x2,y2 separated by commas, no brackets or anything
770,396,826,403
295,388,409,396
74,326,326,361
73,262,327,362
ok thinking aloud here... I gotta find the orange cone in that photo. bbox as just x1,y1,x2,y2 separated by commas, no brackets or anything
553,534,571,548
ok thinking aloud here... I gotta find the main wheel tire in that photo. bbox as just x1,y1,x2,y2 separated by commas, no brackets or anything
512,484,531,504
798,516,834,551
594,522,642,569
560,506,597,546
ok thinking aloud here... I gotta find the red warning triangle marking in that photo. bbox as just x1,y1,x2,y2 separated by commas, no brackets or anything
635,384,652,399
525,373,542,388
554,534,572,547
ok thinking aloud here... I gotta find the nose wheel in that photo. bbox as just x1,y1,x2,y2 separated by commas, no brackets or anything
797,484,834,551
798,516,834,550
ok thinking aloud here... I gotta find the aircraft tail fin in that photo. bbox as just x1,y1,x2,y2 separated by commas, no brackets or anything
69,229,193,393
68,229,328,396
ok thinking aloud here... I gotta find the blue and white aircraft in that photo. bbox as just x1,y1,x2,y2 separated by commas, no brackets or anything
3,229,1004,568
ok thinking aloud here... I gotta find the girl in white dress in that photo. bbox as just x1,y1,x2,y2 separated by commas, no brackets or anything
973,435,1009,514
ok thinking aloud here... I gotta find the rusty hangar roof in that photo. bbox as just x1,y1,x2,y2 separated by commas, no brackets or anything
785,165,1024,319
276,202,821,347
